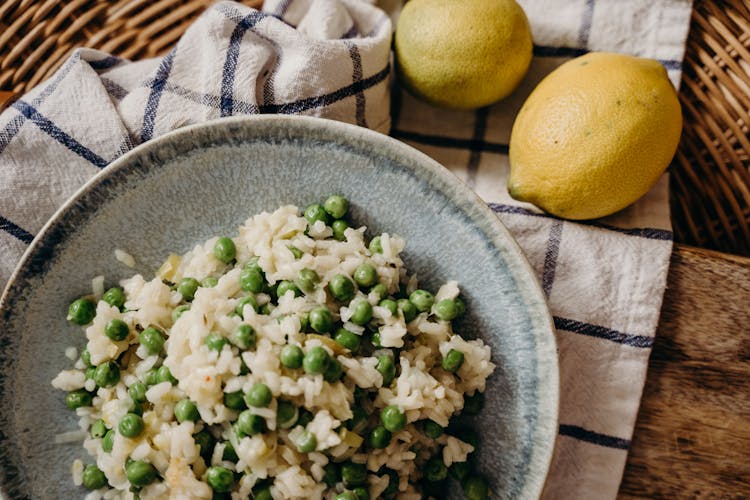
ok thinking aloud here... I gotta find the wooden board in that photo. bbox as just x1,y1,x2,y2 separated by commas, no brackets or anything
618,244,750,498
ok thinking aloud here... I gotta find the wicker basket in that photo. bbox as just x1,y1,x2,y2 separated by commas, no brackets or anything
1,0,749,255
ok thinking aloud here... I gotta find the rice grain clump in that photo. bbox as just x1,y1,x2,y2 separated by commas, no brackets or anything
53,197,495,499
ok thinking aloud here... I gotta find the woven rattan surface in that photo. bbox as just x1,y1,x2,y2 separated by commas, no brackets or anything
1,0,749,255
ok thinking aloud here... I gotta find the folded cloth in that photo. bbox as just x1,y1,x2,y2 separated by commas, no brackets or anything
0,0,693,498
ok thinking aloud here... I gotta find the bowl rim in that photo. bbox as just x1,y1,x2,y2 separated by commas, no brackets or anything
0,114,559,499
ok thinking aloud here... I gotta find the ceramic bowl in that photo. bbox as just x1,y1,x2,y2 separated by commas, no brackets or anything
0,115,558,499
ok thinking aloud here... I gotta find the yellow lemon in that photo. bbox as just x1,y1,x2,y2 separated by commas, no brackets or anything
508,52,682,219
394,0,533,109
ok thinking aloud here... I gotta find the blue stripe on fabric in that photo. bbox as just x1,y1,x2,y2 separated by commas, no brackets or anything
221,12,268,117
577,0,596,46
533,45,682,71
346,43,367,127
141,49,176,142
559,424,631,449
101,78,129,101
541,221,564,297
13,100,108,169
391,129,509,154
0,215,34,244
258,64,390,114
554,316,655,348
0,114,26,155
466,107,490,188
488,203,673,241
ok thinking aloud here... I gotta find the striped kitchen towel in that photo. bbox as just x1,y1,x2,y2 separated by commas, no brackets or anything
0,0,693,498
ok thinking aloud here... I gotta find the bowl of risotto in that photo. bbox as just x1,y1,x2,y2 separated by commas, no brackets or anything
0,115,558,499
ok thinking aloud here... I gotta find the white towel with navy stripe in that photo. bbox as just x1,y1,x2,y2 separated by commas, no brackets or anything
0,0,693,497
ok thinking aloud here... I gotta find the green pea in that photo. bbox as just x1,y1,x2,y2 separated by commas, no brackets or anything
423,419,444,439
259,303,273,315
336,492,357,500
463,475,489,500
102,429,115,452
295,268,320,293
276,280,301,298
205,332,227,352
397,299,417,323
309,306,333,333
277,401,298,429
349,299,373,326
287,245,304,259
323,195,349,219
244,257,263,274
294,429,317,453
201,276,219,288
297,408,314,428
65,389,92,410
334,328,361,353
90,419,107,439
235,295,259,317
353,487,370,500
128,382,147,404
323,462,340,487
222,441,238,462
299,312,310,332
455,298,466,317
370,331,382,347
102,287,126,309
85,366,96,381
380,405,406,433
143,368,159,386
93,361,120,388
328,274,355,302
206,466,234,492
118,413,144,438
81,348,92,367
240,268,264,293
425,456,448,482
463,391,485,415
156,365,177,385
371,283,387,299
409,290,434,313
369,425,392,449
194,429,214,458
353,263,378,288
129,401,144,416
341,462,367,487
213,237,236,264
280,344,304,369
224,391,246,410
323,358,343,382
82,464,107,489
368,236,383,254
253,485,273,500
139,327,165,355
176,277,199,301
434,299,459,321
230,324,256,350
104,319,129,341
245,383,272,408
376,355,396,386
172,304,190,322
237,410,265,435
68,298,95,325
174,399,199,423
449,460,472,482
303,346,330,375
379,299,398,316
331,219,349,241
304,203,331,226
125,460,157,487
346,405,369,433
442,349,464,373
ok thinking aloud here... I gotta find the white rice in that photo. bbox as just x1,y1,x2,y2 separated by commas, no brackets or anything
53,204,496,499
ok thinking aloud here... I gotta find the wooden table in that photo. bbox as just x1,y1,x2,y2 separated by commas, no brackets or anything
618,244,750,497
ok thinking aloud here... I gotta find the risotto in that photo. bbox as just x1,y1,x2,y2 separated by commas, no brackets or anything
52,196,496,500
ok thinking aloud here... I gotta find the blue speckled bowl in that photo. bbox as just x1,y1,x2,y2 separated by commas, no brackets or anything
0,115,558,499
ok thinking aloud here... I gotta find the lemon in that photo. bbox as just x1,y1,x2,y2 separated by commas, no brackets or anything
394,0,533,109
508,52,682,220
